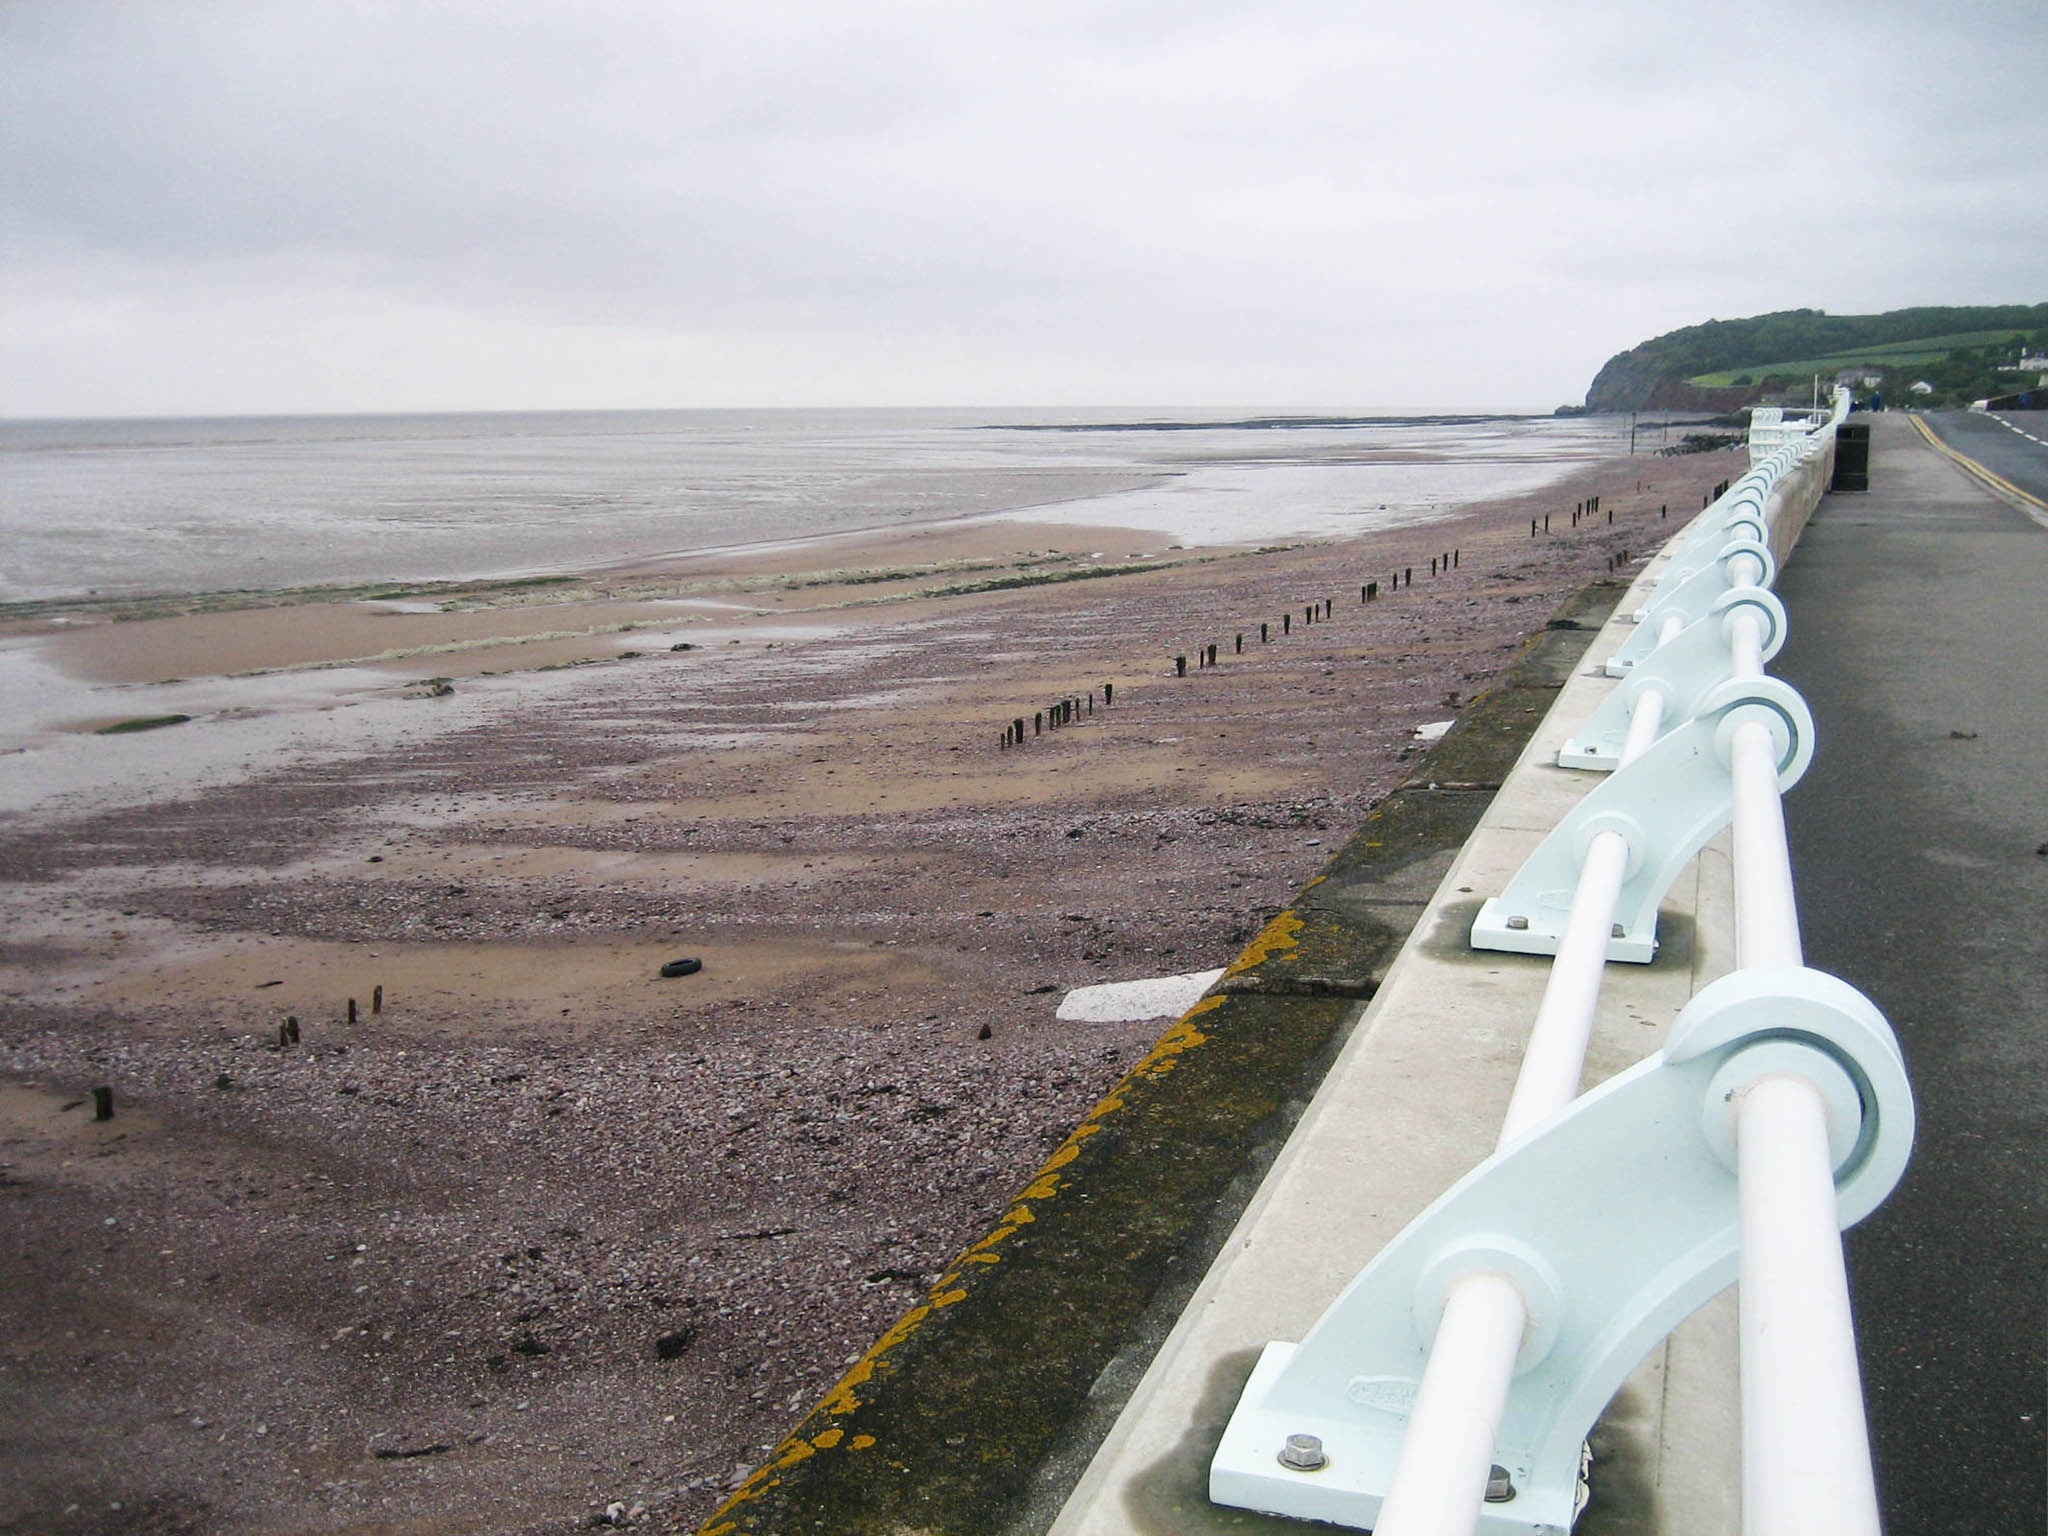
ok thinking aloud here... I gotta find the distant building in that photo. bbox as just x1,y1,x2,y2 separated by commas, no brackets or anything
1835,367,1885,388
1909,380,1935,395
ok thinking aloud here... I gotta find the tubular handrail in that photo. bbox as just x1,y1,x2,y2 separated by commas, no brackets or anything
1380,458,1816,1533
1210,389,1909,1536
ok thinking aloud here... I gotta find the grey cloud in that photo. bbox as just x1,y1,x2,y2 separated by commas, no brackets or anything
3,0,2043,415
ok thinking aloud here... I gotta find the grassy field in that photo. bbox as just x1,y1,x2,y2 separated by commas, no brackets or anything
1686,328,2031,386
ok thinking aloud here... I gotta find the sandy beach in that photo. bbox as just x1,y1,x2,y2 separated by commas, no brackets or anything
0,447,1742,1535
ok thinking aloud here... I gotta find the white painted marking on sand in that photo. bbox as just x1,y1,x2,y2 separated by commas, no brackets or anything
1413,719,1455,741
1056,969,1226,1023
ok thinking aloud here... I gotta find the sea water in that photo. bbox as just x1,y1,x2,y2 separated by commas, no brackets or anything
0,407,1634,604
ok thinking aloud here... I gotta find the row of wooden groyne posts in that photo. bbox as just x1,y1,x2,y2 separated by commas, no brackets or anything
994,480,1735,752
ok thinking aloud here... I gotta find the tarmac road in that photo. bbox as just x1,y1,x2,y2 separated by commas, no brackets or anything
1916,407,2048,519
1770,411,2047,1534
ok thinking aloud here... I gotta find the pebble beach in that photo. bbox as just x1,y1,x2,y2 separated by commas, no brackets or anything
0,443,1743,1534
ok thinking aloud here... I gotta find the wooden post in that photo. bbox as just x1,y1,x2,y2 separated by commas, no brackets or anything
1235,633,1243,653
1206,643,1217,667
1035,712,1043,735
1175,655,1187,676
1282,614,1290,635
92,1085,113,1121
347,997,357,1024
1102,683,1113,707
372,984,383,1015
285,1015,299,1043
1260,622,1269,643
1366,581,1378,601
1453,549,1460,568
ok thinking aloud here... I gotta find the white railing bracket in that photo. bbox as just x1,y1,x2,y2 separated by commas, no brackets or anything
1473,677,1814,961
1560,589,1789,770
1608,540,1779,676
1207,966,1911,1536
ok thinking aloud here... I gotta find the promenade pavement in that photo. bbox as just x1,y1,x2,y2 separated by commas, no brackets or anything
1772,410,2047,1535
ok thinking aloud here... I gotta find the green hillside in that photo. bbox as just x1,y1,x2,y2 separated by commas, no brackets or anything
1686,329,2031,386
1584,305,2048,411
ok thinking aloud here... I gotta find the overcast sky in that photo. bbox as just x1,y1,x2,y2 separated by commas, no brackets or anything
3,0,2043,418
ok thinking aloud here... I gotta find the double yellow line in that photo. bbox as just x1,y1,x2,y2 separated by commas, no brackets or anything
1907,413,2048,521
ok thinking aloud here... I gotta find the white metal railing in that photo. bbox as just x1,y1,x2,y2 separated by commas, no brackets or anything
1210,389,1913,1535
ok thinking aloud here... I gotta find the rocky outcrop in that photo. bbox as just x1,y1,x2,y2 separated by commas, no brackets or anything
1586,348,1765,414
1642,378,1766,412
1584,348,1669,413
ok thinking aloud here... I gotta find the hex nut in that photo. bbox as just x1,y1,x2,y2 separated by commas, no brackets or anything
1277,1433,1327,1472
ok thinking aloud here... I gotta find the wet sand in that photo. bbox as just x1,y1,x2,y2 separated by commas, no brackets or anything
8,519,1178,698
0,450,1741,1534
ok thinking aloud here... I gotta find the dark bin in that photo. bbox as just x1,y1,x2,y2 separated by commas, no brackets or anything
1832,420,1870,492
